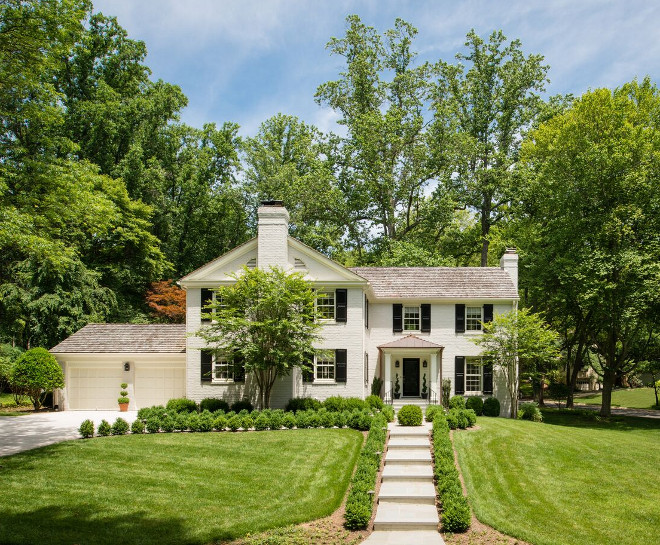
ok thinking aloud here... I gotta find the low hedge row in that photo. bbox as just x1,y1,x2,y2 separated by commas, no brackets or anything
446,408,477,429
344,414,388,529
432,412,471,532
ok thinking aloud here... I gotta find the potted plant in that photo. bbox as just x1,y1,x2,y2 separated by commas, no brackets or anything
394,373,401,399
421,374,428,399
118,383,129,412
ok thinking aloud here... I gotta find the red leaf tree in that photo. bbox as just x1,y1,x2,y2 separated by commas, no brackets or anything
146,280,186,323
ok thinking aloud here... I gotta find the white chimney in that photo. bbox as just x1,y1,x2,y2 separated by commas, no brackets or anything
500,248,518,292
257,201,290,269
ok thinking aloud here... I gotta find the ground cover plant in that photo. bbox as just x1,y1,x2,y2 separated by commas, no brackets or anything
577,387,658,409
453,410,660,545
0,429,362,545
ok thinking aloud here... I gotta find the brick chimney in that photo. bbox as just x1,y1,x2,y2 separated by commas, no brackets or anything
257,201,289,269
499,248,518,292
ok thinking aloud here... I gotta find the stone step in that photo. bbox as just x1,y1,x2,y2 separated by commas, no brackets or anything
384,449,432,464
387,436,429,449
360,530,445,545
378,480,437,504
382,464,434,481
388,426,430,437
373,502,439,531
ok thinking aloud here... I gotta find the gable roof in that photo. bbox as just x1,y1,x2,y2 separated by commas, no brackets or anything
378,335,444,349
350,267,518,300
50,324,186,353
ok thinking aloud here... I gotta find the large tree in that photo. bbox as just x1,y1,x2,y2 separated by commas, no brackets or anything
196,267,321,409
521,79,660,416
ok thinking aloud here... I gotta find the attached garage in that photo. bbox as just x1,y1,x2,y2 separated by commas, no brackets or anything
51,324,187,410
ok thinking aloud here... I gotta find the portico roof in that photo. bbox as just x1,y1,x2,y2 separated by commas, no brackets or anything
378,334,444,350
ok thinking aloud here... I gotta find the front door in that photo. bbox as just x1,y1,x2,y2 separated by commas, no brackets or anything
402,358,420,397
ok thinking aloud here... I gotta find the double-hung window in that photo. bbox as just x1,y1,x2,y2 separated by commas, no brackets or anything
213,355,234,382
403,306,420,331
466,306,483,331
465,358,482,392
316,291,335,320
315,351,335,381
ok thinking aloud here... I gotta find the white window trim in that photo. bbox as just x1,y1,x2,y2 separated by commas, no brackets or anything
464,356,484,395
465,306,483,332
403,305,421,332
314,351,336,383
211,354,234,383
316,290,336,322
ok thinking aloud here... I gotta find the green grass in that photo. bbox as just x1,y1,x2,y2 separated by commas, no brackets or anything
0,429,363,545
0,392,30,407
577,387,659,409
453,412,660,545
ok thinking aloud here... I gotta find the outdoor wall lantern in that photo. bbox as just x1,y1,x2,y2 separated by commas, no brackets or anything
423,360,428,368
395,360,400,368
123,362,130,372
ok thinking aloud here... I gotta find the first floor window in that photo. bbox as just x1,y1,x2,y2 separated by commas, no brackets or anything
466,306,482,331
316,291,335,320
316,351,335,380
465,358,482,392
404,306,420,331
213,355,233,381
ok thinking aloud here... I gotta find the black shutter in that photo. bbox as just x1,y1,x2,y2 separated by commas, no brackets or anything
302,353,314,383
365,295,369,329
393,304,403,333
455,356,465,395
483,304,494,324
483,360,493,394
421,304,431,333
201,288,212,322
335,349,347,383
335,289,347,323
201,350,212,382
233,353,245,382
455,304,465,333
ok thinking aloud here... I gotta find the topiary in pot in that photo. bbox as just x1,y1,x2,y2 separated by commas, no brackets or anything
397,404,423,426
394,373,401,399
118,383,129,412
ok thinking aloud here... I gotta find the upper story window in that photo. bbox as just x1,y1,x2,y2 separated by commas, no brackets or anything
316,291,335,320
403,306,420,331
466,306,483,331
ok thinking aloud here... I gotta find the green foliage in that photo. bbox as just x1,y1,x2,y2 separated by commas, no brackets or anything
79,419,94,438
370,377,383,397
381,405,395,423
200,398,230,413
131,419,145,434
231,399,254,413
519,402,543,422
397,405,423,426
426,404,443,422
483,397,501,417
228,415,242,432
212,415,227,431
466,397,484,416
365,394,384,411
111,418,129,435
10,348,64,409
145,418,160,434
282,412,296,429
165,398,198,414
0,344,23,391
449,396,466,410
161,416,176,433
322,396,346,412
97,419,111,436
285,397,322,413
442,378,452,408
548,381,570,408
253,412,270,431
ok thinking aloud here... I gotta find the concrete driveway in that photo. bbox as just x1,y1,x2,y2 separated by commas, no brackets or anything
0,411,138,457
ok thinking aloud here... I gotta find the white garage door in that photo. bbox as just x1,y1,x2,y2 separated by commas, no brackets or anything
69,366,123,410
134,367,185,408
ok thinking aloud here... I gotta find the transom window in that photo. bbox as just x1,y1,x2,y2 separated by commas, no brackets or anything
404,306,420,331
213,355,233,381
316,291,335,320
316,351,335,380
466,306,483,331
465,359,482,392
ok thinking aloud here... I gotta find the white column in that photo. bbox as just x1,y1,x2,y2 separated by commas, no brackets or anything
431,352,438,400
384,352,391,396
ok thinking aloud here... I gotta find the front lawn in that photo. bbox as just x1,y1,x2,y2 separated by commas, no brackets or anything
0,392,31,416
453,412,660,545
577,387,658,409
0,429,363,545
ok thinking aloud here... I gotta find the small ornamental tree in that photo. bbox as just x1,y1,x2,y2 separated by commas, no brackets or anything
11,348,65,410
145,280,186,322
197,266,321,409
472,308,559,419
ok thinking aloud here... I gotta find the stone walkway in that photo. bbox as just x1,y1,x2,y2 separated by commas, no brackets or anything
362,421,445,545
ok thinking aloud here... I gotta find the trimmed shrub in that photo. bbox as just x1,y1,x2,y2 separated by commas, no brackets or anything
97,419,111,436
145,417,161,433
344,397,368,412
323,396,346,412
308,412,322,428
137,405,166,421
425,404,443,423
333,411,347,428
432,413,471,532
270,410,284,430
295,410,311,429
483,397,501,417
11,347,64,410
166,398,198,414
366,394,384,411
227,414,242,431
397,404,423,426
344,414,387,529
174,412,189,431
79,419,94,438
449,395,466,410
285,397,322,412
161,416,176,433
320,410,335,428
213,415,228,431
241,415,254,430
111,418,129,435
200,398,230,413
187,413,202,432
381,405,395,423
131,419,145,434
231,399,254,413
198,412,214,432
464,408,477,427
446,410,459,430
519,402,543,422
254,413,271,431
466,397,483,416
282,412,296,429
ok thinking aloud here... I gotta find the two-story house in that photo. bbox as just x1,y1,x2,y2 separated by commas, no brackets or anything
52,201,518,415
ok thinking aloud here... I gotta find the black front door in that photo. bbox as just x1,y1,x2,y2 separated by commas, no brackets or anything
402,358,420,397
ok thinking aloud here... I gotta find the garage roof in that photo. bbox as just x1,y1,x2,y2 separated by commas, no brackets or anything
50,324,186,353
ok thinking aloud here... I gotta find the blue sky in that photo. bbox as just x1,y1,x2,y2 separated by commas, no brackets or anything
93,0,660,137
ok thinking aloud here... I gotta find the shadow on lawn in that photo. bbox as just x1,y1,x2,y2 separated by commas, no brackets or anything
541,408,660,432
0,505,196,545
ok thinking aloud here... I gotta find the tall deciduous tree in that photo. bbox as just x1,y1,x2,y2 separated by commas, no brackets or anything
146,280,186,323
521,79,660,416
196,267,321,409
472,308,559,418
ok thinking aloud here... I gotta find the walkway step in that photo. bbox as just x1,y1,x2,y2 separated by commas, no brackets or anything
384,449,432,464
388,436,429,449
379,481,437,504
373,502,439,530
388,426,429,437
361,530,445,545
382,463,433,481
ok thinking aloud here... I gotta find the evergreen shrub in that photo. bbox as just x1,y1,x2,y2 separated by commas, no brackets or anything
465,396,483,416
397,404,423,426
483,397,501,417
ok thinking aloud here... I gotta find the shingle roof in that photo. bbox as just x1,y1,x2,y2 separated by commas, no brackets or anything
349,267,518,299
378,335,444,349
50,324,186,353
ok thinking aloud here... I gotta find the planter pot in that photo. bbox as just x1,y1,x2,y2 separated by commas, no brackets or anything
119,403,129,412
394,393,401,400
421,393,428,400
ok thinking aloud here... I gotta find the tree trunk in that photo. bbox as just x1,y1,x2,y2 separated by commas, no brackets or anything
600,369,616,417
538,378,545,407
